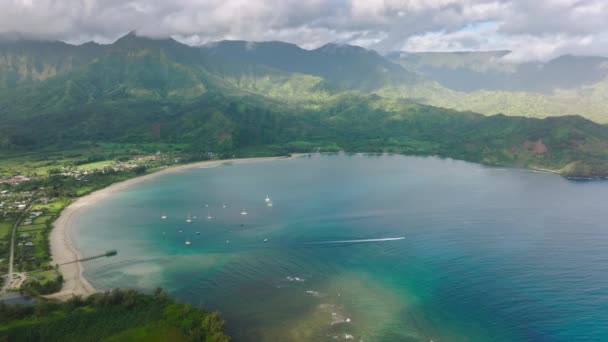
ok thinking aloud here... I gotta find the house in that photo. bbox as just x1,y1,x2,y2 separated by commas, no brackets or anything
31,211,43,217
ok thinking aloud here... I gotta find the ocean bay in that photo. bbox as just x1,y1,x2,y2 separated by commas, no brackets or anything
72,154,608,341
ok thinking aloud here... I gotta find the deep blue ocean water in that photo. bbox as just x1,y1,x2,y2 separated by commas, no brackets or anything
73,154,608,341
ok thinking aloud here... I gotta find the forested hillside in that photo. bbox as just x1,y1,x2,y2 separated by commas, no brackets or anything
1,33,608,177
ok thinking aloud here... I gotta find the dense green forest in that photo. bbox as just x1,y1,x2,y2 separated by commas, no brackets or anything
1,33,608,177
0,289,229,342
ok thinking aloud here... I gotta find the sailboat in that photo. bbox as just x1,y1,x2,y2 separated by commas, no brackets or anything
222,203,227,209
266,201,273,207
240,209,248,215
265,195,271,203
186,212,192,223
207,210,213,220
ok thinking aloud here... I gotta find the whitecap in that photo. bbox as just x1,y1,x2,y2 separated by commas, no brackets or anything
305,290,321,297
286,276,305,282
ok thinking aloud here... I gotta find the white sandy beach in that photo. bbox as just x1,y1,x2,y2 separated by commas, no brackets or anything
48,155,299,299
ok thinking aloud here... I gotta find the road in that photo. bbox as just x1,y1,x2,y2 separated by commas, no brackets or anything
1,202,32,294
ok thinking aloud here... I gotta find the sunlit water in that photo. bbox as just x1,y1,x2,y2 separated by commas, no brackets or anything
74,154,608,341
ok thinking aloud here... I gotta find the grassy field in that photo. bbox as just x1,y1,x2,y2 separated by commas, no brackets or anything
27,268,60,286
32,215,50,225
12,198,71,276
76,160,115,170
31,198,72,214
16,223,45,232
0,220,11,239
103,322,188,342
0,220,12,272
0,143,187,177
15,224,48,268
0,149,79,177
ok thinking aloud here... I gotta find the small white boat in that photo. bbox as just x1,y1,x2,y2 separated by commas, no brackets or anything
196,231,200,235
178,229,183,233
266,201,273,207
222,203,227,208
263,238,269,242
241,209,248,215
226,240,230,243
185,239,191,245
186,212,192,223
161,215,167,219
265,195,271,203
207,210,213,219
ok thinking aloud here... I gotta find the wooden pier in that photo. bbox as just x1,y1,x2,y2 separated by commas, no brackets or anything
60,250,117,265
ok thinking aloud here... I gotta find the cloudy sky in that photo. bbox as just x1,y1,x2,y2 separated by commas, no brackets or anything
1,0,607,61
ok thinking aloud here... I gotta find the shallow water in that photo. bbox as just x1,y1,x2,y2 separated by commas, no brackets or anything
74,154,608,341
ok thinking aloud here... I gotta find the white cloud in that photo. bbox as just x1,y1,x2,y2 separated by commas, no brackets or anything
0,0,607,60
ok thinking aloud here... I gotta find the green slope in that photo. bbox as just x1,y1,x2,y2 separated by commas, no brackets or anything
0,39,102,89
201,40,419,90
384,51,608,122
1,34,608,177
376,80,608,124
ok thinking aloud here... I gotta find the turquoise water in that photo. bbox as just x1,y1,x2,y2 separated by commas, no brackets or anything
74,154,608,341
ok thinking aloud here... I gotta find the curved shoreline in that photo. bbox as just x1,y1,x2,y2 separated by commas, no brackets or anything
48,155,298,299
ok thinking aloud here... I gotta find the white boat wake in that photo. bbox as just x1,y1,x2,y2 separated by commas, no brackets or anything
308,237,405,244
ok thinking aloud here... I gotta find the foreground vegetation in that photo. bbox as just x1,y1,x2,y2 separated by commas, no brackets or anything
0,288,229,342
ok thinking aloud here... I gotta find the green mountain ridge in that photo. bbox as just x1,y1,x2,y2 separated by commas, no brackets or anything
1,33,608,177
201,41,608,122
201,40,419,90
3,33,608,122
386,50,608,93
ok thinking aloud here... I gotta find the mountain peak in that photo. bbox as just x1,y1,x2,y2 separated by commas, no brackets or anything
202,40,303,52
316,43,370,55
113,30,181,49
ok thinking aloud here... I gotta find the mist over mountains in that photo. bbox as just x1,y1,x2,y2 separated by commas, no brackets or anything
2,32,607,122
387,50,608,93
